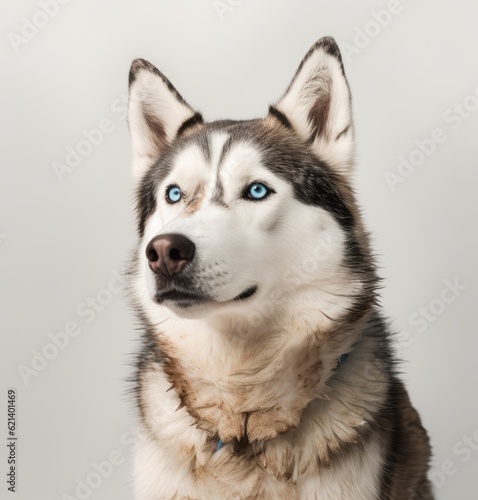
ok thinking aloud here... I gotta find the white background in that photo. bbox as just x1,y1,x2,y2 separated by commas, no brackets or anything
1,1,477,499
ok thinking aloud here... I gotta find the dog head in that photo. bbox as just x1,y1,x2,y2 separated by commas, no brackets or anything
127,37,376,328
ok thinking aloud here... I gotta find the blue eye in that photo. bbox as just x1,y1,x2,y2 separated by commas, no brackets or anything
247,182,270,200
166,185,181,203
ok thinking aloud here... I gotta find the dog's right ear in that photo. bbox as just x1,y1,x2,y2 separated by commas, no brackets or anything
128,59,202,182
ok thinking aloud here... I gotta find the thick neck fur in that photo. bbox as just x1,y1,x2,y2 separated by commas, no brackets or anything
138,282,386,447
137,307,392,498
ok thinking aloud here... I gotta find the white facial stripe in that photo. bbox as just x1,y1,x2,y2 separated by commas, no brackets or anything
166,143,209,189
203,133,231,203
220,143,272,203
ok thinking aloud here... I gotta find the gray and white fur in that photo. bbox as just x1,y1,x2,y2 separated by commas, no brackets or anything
125,37,433,500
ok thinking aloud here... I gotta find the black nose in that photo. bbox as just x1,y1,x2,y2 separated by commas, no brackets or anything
146,234,195,277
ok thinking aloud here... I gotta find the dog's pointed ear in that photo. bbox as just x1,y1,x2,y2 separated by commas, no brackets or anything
128,59,203,181
273,37,354,174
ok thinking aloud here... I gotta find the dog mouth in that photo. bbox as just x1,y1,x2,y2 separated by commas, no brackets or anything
155,285,258,307
232,285,258,301
155,288,210,306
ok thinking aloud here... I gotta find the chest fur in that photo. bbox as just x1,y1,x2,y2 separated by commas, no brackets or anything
134,332,389,499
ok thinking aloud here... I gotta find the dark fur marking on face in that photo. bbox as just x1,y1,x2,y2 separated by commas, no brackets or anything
210,181,227,207
217,134,235,169
135,149,176,237
177,112,204,137
259,142,355,230
208,134,238,206
195,132,211,163
268,106,292,130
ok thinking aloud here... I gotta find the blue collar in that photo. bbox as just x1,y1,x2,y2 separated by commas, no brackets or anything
214,352,348,452
338,353,347,365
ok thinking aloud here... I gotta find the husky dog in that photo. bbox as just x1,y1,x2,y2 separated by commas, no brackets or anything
126,37,433,499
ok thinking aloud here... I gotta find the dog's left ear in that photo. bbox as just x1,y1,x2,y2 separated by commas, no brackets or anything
128,59,202,182
272,37,354,174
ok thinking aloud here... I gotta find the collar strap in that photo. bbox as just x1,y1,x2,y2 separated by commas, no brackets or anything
338,353,348,365
214,352,348,453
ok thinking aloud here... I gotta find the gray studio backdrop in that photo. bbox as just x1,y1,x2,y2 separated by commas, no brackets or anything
1,1,477,499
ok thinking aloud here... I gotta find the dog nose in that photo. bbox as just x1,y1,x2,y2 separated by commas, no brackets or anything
146,234,195,277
